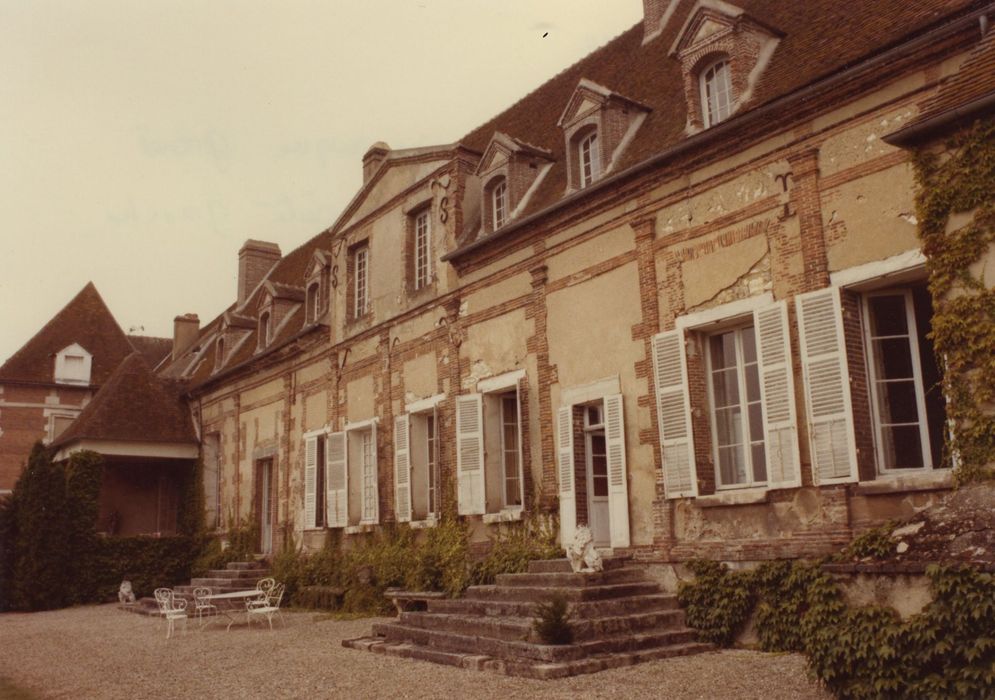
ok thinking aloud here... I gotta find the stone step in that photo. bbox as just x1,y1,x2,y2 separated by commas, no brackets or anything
463,581,660,603
371,621,699,663
205,568,268,579
494,567,647,588
428,592,679,619
226,561,266,571
526,556,632,574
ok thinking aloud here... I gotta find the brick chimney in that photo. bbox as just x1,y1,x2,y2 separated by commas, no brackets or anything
362,141,390,184
642,0,677,44
238,239,281,306
172,313,200,361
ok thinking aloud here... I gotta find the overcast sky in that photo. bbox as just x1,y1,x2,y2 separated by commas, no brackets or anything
0,0,643,365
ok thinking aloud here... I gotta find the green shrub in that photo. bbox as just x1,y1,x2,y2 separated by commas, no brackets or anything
472,513,560,587
677,559,756,647
533,594,574,645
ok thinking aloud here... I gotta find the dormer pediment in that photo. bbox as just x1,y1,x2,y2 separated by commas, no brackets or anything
261,280,305,304
307,250,329,280
223,311,256,330
670,1,781,58
557,79,651,131
475,132,552,177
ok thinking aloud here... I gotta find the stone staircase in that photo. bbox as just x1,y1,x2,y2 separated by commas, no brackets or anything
120,561,269,616
343,556,712,679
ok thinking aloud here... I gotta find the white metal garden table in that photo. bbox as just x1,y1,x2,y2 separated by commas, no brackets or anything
201,589,267,631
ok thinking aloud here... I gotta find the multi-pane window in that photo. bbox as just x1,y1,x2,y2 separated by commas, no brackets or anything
361,430,376,522
579,131,600,188
700,59,732,127
584,405,608,500
353,245,369,318
501,395,522,507
306,282,320,323
863,288,942,471
413,210,431,290
314,435,326,528
492,179,508,230
707,325,767,487
426,414,437,515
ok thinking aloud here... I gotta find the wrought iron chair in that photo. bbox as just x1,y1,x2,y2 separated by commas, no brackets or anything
247,577,276,611
192,587,217,625
245,582,285,630
153,588,188,639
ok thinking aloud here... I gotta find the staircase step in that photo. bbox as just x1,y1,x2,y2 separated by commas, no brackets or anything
526,556,632,574
427,592,679,619
226,561,265,571
494,567,646,588
464,581,660,603
205,569,268,580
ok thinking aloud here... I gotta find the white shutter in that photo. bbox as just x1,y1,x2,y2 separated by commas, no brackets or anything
754,302,802,488
796,287,858,483
365,422,380,524
326,431,348,528
556,405,576,546
603,394,630,548
652,330,697,498
456,394,485,515
304,435,318,528
394,414,412,523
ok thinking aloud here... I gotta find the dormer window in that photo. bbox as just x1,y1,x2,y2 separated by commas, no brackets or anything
491,178,508,230
54,344,92,385
258,311,272,348
578,130,601,187
214,337,225,370
304,249,330,325
700,58,732,127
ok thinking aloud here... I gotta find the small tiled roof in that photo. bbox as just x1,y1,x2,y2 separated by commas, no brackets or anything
0,282,135,385
53,353,196,448
127,335,172,370
456,0,980,235
891,29,995,140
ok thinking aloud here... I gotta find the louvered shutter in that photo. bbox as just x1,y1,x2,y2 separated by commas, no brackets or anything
456,394,485,515
304,435,318,528
365,422,380,524
652,330,697,498
603,394,631,548
796,287,858,483
754,302,802,488
394,414,412,523
326,431,348,527
556,405,576,546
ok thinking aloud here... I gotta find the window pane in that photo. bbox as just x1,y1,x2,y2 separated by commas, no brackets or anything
875,380,920,424
505,477,521,506
880,424,924,469
748,403,764,442
868,296,909,336
590,436,607,475
872,339,915,379
718,445,746,485
744,364,761,402
741,326,757,363
592,474,608,498
715,406,742,446
751,444,767,482
712,368,740,407
709,332,737,369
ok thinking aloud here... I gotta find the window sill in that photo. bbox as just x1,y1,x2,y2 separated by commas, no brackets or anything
344,524,377,535
854,470,953,497
409,517,437,530
482,508,523,524
696,488,769,508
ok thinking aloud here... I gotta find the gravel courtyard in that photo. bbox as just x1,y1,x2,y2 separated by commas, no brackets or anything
0,605,830,699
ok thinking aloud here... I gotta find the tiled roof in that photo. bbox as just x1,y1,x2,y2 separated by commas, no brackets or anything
457,0,981,234
127,335,172,370
0,282,135,385
53,353,196,447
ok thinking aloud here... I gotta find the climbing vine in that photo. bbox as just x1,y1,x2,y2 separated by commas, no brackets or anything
912,117,995,483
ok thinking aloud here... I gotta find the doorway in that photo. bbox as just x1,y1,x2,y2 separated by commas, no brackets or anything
255,459,275,555
583,402,610,547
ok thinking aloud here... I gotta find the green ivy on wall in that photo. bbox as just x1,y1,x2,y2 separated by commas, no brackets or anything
912,117,995,483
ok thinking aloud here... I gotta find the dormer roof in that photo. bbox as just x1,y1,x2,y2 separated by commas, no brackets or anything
475,132,554,177
557,79,651,129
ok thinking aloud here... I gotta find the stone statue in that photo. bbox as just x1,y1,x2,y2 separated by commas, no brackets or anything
118,580,136,605
566,525,603,573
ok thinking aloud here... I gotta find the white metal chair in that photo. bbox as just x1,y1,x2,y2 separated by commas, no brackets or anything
247,577,276,612
246,582,285,630
153,588,188,639
192,587,217,625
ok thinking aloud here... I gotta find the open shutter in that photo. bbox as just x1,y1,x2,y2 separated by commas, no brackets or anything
304,435,318,528
603,394,630,548
556,405,576,546
755,301,802,488
326,431,348,527
456,394,485,515
366,422,380,524
796,287,858,483
652,330,697,498
394,414,412,523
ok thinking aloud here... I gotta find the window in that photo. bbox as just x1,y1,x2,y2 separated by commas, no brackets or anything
492,179,508,230
306,282,320,323
214,337,225,370
258,311,271,348
706,325,766,488
351,244,370,318
48,413,76,442
700,59,733,127
395,407,441,522
455,380,526,516
579,131,600,187
862,287,944,472
359,429,376,522
413,209,431,290
54,344,92,385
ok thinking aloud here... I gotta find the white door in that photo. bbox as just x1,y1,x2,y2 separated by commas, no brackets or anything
260,461,273,555
584,404,610,547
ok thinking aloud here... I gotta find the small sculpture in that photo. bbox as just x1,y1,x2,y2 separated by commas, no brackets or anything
566,525,603,573
118,580,136,605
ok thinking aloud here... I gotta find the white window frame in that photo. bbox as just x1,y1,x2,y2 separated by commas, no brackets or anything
258,311,272,348
353,245,369,318
700,58,733,128
579,130,600,188
492,178,508,230
46,411,78,444
499,392,523,509
413,209,431,290
306,281,321,323
861,288,935,474
53,344,92,385
704,323,767,490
